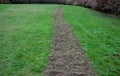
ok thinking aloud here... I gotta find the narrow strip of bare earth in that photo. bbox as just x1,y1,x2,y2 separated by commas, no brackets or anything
45,6,96,76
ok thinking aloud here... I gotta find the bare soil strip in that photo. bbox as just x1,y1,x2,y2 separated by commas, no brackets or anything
45,6,96,76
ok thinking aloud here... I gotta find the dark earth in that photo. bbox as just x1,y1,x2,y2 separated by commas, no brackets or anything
45,6,96,76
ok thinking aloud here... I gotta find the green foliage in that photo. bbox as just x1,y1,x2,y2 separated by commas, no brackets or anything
63,5,120,76
0,4,57,76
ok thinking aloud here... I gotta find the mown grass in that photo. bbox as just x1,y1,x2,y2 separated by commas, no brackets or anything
0,4,57,76
63,5,120,76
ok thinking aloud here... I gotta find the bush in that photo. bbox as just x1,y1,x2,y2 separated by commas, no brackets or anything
0,0,10,3
111,0,120,15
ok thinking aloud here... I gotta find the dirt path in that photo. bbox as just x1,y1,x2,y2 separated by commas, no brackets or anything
45,6,96,76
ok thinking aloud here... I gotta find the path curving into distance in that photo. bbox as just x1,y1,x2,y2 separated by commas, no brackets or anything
45,6,96,76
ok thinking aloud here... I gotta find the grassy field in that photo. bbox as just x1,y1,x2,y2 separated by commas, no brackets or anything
0,4,120,76
63,5,120,76
0,4,57,76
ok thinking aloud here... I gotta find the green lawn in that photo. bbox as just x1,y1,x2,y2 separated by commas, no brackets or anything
0,4,57,76
63,5,120,76
0,4,120,76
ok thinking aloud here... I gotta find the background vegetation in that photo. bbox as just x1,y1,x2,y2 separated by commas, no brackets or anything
0,0,120,15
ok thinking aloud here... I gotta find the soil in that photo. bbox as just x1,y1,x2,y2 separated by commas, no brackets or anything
45,6,96,76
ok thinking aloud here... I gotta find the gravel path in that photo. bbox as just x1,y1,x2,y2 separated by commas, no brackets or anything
45,6,96,76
